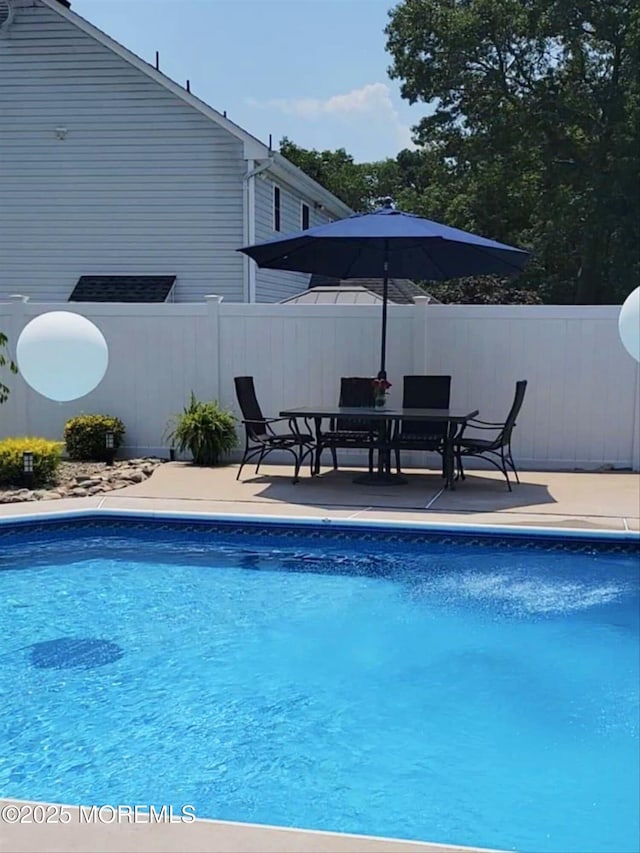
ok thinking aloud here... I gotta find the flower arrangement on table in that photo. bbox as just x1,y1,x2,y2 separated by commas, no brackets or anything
372,376,392,407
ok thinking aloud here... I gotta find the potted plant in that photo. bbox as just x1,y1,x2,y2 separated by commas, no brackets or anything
166,392,237,466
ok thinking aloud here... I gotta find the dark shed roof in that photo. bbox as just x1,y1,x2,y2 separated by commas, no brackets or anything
69,276,176,303
308,275,438,304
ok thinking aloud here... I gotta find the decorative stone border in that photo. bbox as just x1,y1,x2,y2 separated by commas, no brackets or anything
0,458,165,504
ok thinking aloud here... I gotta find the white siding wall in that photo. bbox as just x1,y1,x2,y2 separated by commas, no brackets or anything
1,301,638,471
0,2,246,303
253,176,333,302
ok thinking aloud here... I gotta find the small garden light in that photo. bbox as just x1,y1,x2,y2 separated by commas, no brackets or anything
22,451,34,484
105,431,115,466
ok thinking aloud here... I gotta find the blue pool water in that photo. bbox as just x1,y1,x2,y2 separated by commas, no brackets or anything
0,519,638,852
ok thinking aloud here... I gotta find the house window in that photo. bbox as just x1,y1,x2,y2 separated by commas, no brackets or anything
274,186,281,231
301,203,310,230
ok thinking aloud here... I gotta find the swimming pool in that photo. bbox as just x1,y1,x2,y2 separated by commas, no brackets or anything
1,514,638,852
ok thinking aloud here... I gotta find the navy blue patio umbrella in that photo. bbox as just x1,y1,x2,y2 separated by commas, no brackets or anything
239,200,530,379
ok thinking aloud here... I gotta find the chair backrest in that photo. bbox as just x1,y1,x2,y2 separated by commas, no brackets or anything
234,376,267,439
336,376,375,432
339,377,375,408
499,380,528,444
401,375,451,438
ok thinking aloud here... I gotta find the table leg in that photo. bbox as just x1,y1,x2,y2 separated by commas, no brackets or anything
313,417,322,475
443,422,455,490
382,417,392,474
377,419,386,475
353,417,407,486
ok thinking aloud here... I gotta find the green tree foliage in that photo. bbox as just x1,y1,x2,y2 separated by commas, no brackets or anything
385,0,640,304
0,332,18,405
279,137,405,212
280,137,545,302
426,275,543,304
280,138,441,214
281,3,638,303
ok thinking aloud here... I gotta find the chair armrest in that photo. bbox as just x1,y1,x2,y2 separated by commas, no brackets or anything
241,416,291,436
467,418,504,427
242,416,313,440
461,421,505,433
241,417,289,426
455,414,501,442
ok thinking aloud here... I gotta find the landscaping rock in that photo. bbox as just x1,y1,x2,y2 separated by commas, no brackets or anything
122,471,146,484
0,457,165,505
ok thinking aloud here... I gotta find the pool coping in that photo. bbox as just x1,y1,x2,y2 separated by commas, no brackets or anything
0,798,502,853
0,503,638,542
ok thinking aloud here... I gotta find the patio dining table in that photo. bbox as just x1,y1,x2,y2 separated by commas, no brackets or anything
279,405,480,489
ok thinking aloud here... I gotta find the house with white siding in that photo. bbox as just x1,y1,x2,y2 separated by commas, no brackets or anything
0,0,352,304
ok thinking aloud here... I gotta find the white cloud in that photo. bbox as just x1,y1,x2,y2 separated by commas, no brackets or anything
246,83,416,161
394,121,415,152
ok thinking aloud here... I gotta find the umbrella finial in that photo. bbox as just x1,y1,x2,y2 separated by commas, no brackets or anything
382,197,394,209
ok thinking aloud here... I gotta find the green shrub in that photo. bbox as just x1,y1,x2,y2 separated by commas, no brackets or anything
64,414,126,461
0,437,62,487
166,392,237,466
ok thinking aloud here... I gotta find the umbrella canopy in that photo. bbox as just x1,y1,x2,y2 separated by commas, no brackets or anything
239,200,530,377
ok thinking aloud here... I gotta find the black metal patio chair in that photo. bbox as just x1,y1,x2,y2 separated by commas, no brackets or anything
314,376,378,474
391,375,452,475
234,376,315,483
454,380,528,491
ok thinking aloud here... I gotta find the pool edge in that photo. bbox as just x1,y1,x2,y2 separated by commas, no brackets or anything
0,798,505,853
0,503,638,543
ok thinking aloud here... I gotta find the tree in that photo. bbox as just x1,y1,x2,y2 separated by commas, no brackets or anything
426,276,542,304
0,332,18,404
280,138,544,302
279,137,407,212
385,0,640,304
279,138,368,210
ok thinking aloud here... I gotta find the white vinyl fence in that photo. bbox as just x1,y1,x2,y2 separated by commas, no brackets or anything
1,295,638,471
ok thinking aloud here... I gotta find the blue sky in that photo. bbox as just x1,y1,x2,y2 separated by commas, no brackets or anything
70,0,424,162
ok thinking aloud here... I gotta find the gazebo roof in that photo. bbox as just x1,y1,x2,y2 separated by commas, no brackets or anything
306,275,438,305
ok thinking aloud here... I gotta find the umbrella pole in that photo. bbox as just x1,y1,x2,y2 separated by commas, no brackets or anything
378,243,389,380
356,245,407,486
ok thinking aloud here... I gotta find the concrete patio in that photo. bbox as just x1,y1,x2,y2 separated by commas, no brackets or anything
121,462,638,530
3,461,634,532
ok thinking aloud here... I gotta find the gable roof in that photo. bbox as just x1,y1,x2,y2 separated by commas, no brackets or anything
37,0,352,220
69,275,176,303
308,275,439,305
